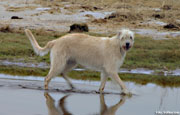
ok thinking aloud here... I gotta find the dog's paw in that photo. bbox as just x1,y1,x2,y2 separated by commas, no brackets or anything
121,89,132,96
70,85,75,90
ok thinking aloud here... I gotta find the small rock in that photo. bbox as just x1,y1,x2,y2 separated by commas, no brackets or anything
22,86,27,88
92,19,107,23
104,11,142,21
11,16,23,19
0,26,12,32
69,23,89,32
81,5,102,11
162,5,171,10
85,14,94,18
38,86,42,89
95,91,99,93
93,6,102,10
152,14,165,19
56,88,60,91
163,23,179,30
105,13,117,19
81,6,92,10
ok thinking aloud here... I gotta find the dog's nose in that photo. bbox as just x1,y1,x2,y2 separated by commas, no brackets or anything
126,43,130,48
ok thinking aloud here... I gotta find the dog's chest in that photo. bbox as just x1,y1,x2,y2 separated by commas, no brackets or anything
116,55,125,68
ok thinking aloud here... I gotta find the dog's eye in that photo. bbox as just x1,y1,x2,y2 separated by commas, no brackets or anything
130,36,133,40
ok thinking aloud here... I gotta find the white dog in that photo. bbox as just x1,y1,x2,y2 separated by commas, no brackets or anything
25,29,134,95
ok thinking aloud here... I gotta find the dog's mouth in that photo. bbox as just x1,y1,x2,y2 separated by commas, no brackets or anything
123,45,131,51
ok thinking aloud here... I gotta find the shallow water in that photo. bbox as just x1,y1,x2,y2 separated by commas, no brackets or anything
0,60,49,68
1,60,180,76
79,11,113,19
142,20,167,26
0,74,180,115
134,29,180,40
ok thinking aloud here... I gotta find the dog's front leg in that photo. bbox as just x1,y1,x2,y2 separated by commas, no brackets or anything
99,72,108,93
109,72,131,95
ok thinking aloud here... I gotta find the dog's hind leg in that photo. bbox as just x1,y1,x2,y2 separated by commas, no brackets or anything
61,60,77,89
61,73,75,89
44,68,62,90
44,52,67,90
99,72,108,93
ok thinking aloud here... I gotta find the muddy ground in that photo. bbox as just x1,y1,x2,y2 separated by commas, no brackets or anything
0,0,180,39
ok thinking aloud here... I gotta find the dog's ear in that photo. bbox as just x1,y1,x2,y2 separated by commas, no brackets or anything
117,31,122,39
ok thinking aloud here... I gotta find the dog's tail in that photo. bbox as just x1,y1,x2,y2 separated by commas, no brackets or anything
25,29,54,56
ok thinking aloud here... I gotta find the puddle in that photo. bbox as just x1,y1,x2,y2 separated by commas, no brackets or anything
120,68,154,75
79,11,113,19
0,60,49,68
0,73,100,86
0,74,179,115
170,69,180,76
1,60,180,76
134,29,180,40
35,7,51,11
120,68,180,76
152,8,161,12
141,19,167,26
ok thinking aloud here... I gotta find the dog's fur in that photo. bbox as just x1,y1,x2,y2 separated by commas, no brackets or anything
25,29,134,95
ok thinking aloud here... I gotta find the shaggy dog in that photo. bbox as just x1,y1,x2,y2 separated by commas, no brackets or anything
25,29,134,95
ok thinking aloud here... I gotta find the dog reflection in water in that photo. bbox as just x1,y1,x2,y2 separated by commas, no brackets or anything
44,92,126,115
44,92,72,115
100,94,125,115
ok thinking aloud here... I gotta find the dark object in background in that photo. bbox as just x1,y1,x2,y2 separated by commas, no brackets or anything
162,5,171,10
152,14,165,19
104,11,142,21
92,19,107,23
81,5,102,11
69,23,89,32
0,25,12,32
11,16,23,19
105,13,116,19
163,23,179,30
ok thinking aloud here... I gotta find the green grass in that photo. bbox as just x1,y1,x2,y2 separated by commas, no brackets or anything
0,32,55,63
0,65,48,76
123,35,180,69
0,32,180,69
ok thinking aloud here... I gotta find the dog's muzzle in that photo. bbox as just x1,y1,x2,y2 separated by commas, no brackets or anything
123,42,131,51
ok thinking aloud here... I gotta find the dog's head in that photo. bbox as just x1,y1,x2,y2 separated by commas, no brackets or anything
117,29,134,51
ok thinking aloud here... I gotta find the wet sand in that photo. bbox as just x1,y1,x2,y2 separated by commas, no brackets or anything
0,74,180,115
